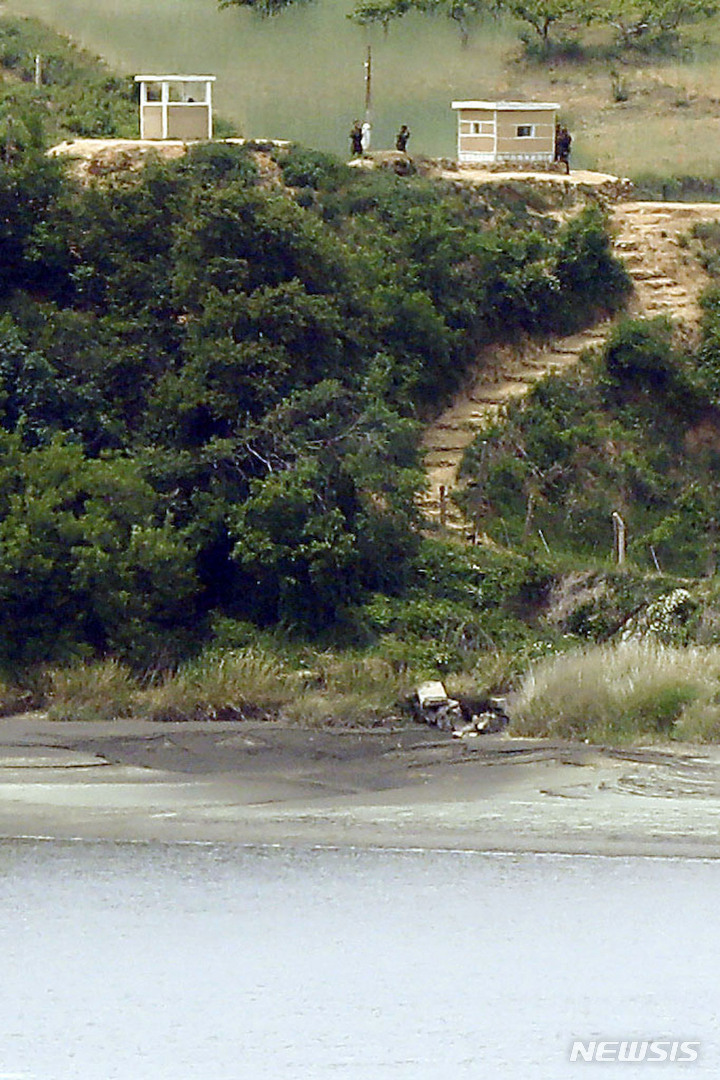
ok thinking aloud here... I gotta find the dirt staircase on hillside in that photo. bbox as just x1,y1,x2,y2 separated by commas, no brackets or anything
421,200,720,534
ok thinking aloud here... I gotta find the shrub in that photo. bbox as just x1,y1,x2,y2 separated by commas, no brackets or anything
284,653,408,725
45,659,138,721
603,317,683,392
183,141,258,184
0,677,34,716
278,145,347,190
139,648,295,721
509,640,720,743
553,205,632,325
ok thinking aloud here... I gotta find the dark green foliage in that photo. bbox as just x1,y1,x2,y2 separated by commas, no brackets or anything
553,205,632,325
0,435,197,666
0,16,136,146
278,145,349,190
459,315,720,576
356,540,554,672
0,20,632,665
220,0,311,14
182,142,259,186
0,150,66,298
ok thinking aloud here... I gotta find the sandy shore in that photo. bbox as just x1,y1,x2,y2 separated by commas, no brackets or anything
1,714,720,856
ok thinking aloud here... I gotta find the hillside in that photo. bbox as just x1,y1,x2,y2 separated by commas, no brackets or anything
422,198,720,529
0,15,136,145
8,0,720,176
5,13,720,744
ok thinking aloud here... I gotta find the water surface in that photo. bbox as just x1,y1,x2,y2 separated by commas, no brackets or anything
0,842,717,1078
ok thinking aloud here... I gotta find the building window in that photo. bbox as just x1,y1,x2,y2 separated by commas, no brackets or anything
516,124,534,137
470,121,493,135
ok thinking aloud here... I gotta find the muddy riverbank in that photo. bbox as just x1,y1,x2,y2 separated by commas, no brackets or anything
0,714,718,856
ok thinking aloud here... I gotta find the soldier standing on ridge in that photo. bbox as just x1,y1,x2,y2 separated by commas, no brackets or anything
395,124,410,152
350,120,363,157
555,124,572,174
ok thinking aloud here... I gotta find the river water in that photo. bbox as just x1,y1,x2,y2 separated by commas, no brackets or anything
0,841,717,1079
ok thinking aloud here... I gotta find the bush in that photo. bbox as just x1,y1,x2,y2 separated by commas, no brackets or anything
139,648,295,721
283,653,408,725
278,145,347,190
509,640,720,742
45,659,138,721
553,205,632,326
603,317,683,392
183,141,259,184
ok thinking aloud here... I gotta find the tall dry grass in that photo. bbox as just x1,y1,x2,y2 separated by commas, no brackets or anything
38,648,413,726
139,649,296,721
45,659,138,721
283,654,410,726
509,640,720,743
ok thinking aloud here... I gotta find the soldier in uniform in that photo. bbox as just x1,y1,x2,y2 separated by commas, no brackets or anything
395,124,410,152
556,125,572,174
350,120,363,157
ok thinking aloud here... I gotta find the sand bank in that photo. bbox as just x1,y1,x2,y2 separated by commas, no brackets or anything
0,714,719,856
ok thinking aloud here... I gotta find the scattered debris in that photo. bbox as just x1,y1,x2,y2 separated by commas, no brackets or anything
415,680,462,731
451,697,510,738
415,681,510,737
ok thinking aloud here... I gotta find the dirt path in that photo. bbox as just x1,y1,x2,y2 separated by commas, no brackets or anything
421,199,720,531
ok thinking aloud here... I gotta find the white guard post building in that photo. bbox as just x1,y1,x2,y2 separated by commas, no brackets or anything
135,75,216,140
451,101,559,166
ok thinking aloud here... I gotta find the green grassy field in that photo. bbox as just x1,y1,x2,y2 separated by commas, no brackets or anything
7,0,720,176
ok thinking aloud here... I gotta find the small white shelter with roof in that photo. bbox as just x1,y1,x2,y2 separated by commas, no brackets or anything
451,100,559,165
135,75,216,141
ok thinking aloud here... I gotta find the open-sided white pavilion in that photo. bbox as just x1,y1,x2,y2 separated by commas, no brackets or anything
134,75,216,141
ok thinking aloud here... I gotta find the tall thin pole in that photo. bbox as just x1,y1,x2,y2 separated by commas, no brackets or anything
364,45,372,123
612,511,626,566
34,55,42,88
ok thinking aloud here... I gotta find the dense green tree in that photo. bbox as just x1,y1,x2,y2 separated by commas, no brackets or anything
0,121,630,659
600,0,719,43
230,381,422,625
0,151,67,298
0,436,198,664
219,0,308,14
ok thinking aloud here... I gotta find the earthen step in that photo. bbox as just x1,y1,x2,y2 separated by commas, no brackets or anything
470,390,529,404
423,444,472,455
456,416,497,427
423,456,464,469
493,371,540,384
641,291,688,302
631,271,680,285
542,345,593,357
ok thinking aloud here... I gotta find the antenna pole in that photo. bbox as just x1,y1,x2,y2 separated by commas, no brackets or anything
364,45,372,122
